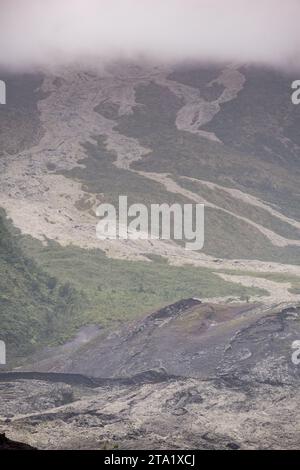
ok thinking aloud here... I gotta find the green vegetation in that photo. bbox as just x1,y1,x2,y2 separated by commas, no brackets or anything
169,64,225,101
289,288,300,295
1,66,299,363
0,74,44,156
21,237,265,329
60,136,189,210
88,79,300,263
201,66,300,220
178,178,300,263
0,209,266,362
0,213,86,360
178,177,300,240
55,72,300,264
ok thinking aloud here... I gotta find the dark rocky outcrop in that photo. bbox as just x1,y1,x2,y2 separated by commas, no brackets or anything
0,433,36,451
21,300,300,387
1,300,300,450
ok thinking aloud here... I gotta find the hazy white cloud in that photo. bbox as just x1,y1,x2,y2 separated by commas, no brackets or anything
0,0,299,71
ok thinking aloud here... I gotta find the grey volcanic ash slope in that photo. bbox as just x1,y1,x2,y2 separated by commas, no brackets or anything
0,63,300,264
23,299,300,385
1,372,300,450
1,62,300,353
1,63,300,450
1,300,300,450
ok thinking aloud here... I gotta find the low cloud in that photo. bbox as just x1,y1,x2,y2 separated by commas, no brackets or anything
0,0,299,71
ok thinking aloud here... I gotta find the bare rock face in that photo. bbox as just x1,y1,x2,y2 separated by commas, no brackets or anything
0,374,299,450
1,300,300,450
1,63,300,450
1,64,300,267
22,300,300,386
0,380,75,418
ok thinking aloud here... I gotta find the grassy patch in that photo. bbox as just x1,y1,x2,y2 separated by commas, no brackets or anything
20,236,266,329
0,206,266,362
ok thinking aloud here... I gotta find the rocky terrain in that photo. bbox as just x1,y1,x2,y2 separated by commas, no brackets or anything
1,299,299,450
1,63,300,267
1,62,300,450
1,372,300,450
1,63,300,319
18,299,300,382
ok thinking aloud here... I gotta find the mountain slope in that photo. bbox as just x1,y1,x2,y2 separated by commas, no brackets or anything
1,62,300,361
1,299,300,450
0,213,85,360
22,299,300,385
1,64,300,265
0,212,262,363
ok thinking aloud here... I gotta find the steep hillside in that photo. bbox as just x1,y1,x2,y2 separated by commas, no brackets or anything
0,64,300,266
0,213,85,360
1,63,300,362
1,299,300,450
0,213,262,363
23,299,300,384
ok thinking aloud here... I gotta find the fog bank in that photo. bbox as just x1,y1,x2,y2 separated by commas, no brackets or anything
0,0,299,71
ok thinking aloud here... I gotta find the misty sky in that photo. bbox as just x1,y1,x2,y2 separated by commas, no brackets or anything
0,0,299,71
